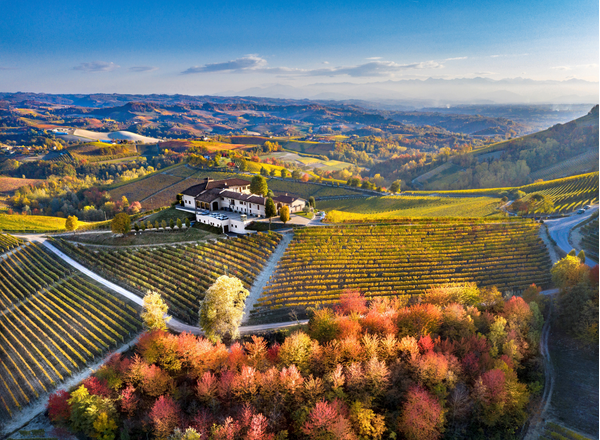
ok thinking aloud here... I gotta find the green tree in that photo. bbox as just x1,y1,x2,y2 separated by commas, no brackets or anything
177,218,182,229
154,220,159,229
265,197,277,230
111,212,131,234
250,175,268,196
280,205,290,225
308,196,316,208
184,217,191,228
134,223,140,232
577,249,586,263
280,169,290,179
292,169,302,180
260,167,269,176
169,218,175,229
199,275,249,342
141,291,171,331
390,180,402,194
65,215,78,232
269,168,277,177
161,220,167,230
238,157,248,171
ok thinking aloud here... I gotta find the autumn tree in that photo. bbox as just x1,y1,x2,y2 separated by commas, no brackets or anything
390,180,402,193
398,386,444,440
142,291,171,331
250,175,268,196
111,212,131,234
199,275,249,342
47,390,71,425
551,255,589,289
65,215,78,231
150,395,180,439
280,205,290,224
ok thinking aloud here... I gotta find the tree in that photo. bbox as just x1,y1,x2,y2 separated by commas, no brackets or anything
169,219,175,229
280,169,290,179
161,220,167,230
177,218,182,229
250,175,268,196
390,180,402,194
47,390,71,425
185,217,191,228
142,291,171,331
269,168,277,177
199,275,249,342
111,212,131,235
308,196,316,209
65,215,78,231
530,193,554,213
301,173,310,182
134,223,140,232
578,249,586,263
265,197,277,230
551,255,589,290
292,169,302,180
150,395,180,439
280,206,290,224
398,386,444,440
260,167,268,176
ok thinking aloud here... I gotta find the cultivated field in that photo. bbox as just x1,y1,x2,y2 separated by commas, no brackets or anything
0,234,22,253
262,151,355,172
0,177,44,194
52,233,282,324
320,195,503,221
109,173,182,205
0,214,88,232
520,172,599,213
252,221,552,321
0,243,142,419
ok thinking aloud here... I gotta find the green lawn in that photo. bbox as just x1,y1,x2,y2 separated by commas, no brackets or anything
0,214,93,232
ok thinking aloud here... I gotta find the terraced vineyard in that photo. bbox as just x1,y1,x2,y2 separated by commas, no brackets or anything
320,195,503,221
253,221,552,321
521,172,599,213
52,232,282,324
581,217,598,261
0,233,22,254
0,243,142,420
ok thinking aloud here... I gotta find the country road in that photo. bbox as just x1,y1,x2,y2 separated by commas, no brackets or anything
544,205,598,266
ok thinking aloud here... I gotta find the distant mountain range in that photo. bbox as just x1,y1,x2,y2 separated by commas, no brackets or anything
224,77,598,105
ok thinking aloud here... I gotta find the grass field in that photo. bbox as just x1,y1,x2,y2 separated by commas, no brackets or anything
319,195,503,221
281,140,335,155
68,142,139,162
0,214,91,232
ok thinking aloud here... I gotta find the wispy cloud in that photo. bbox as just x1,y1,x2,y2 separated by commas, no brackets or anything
182,55,269,74
445,56,467,61
182,55,443,77
73,61,120,72
306,60,443,77
129,66,158,72
552,63,598,71
366,57,382,60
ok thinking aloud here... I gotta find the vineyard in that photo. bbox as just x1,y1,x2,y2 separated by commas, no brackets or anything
51,232,282,324
0,233,22,253
581,217,599,261
252,221,552,322
520,172,599,213
0,242,142,420
320,196,503,222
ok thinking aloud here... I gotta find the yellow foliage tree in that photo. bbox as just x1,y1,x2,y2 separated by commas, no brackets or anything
199,275,249,342
65,215,78,231
141,291,171,331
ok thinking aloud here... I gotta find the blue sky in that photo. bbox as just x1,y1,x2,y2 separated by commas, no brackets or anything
0,0,597,95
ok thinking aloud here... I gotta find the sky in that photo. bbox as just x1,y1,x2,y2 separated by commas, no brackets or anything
0,0,598,97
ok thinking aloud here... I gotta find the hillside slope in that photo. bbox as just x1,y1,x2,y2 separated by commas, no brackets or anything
421,105,599,190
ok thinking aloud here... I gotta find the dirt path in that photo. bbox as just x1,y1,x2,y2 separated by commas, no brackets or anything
243,231,294,323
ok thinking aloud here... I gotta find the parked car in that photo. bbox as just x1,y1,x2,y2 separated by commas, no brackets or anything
577,209,585,214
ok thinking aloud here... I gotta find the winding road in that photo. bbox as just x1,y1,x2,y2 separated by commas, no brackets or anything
543,205,598,266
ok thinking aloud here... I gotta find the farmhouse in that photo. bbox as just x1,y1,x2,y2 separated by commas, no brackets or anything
178,177,306,233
